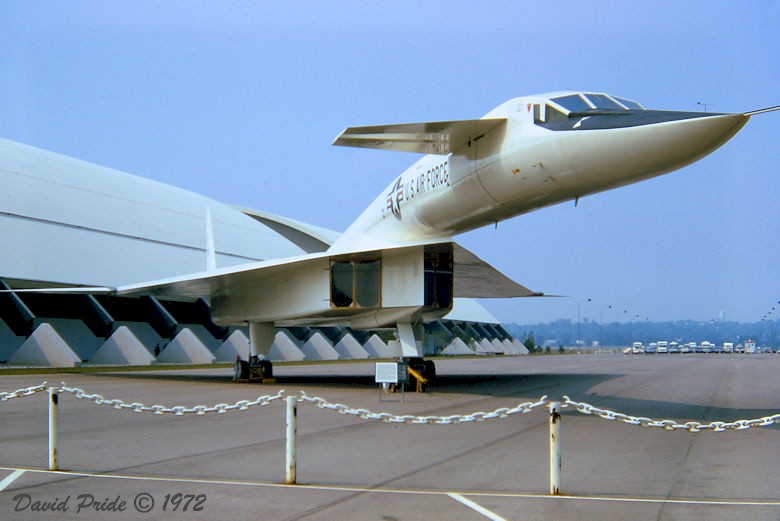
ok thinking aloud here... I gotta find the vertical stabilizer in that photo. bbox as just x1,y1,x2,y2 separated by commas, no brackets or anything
206,207,217,271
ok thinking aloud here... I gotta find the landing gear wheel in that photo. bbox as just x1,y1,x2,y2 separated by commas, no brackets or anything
244,356,275,382
423,360,436,380
404,357,434,392
233,360,250,381
406,357,424,366
259,359,273,379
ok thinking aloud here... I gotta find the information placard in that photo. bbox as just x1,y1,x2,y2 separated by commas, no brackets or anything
375,362,399,383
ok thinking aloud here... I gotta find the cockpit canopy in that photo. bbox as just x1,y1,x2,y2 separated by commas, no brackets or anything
553,92,644,111
534,92,645,124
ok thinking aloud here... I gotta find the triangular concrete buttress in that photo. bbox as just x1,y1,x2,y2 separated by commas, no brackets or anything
300,332,340,360
89,326,155,365
214,330,250,361
156,328,216,364
334,333,369,359
8,323,81,367
268,331,306,361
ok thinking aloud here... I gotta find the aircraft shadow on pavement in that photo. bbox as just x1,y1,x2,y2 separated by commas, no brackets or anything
86,370,615,396
564,393,780,430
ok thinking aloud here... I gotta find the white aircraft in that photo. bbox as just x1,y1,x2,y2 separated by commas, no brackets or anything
7,91,778,382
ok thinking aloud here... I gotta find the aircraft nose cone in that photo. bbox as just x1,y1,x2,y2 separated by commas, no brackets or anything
667,113,748,160
560,112,750,189
616,113,749,177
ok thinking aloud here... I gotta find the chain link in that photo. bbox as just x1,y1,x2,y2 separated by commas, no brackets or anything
0,383,48,402
562,396,780,432
57,383,286,415
297,391,548,424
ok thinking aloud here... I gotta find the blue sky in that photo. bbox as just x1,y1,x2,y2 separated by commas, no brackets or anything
1,1,778,324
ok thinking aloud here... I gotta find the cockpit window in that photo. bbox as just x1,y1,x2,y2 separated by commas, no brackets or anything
613,96,644,110
585,94,624,110
545,104,567,123
551,94,592,112
534,92,647,126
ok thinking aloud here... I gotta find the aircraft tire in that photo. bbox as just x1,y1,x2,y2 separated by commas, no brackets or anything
234,360,250,381
423,360,436,380
406,357,424,367
259,360,273,379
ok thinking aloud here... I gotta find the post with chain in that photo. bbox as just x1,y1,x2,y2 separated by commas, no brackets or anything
286,395,297,484
549,401,561,495
48,387,59,471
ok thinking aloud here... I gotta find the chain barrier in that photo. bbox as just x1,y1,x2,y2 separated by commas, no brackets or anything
0,383,48,402
57,383,286,415
562,396,780,432
2,383,780,431
298,391,549,424
6,383,779,494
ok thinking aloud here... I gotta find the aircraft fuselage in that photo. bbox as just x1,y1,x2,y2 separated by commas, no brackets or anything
333,93,748,250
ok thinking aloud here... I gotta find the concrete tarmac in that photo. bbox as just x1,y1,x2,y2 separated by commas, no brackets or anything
1,354,779,520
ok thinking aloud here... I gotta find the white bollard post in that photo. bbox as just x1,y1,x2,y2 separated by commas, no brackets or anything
48,387,59,471
285,395,297,484
549,401,561,495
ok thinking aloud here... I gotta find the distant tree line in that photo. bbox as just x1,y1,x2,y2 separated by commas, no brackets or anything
505,319,779,348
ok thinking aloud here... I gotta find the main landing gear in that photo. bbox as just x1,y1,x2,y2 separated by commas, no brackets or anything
406,357,436,379
233,322,276,383
400,357,437,392
233,355,275,383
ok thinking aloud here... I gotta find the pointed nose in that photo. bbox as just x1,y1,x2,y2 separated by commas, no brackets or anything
657,113,748,168
564,112,749,186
